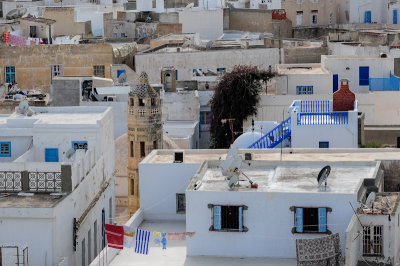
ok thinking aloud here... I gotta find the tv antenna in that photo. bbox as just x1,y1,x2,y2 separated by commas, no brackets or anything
317,165,331,191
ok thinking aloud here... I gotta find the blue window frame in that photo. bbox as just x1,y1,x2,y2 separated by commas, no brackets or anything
72,141,88,150
394,10,398,24
296,86,313,95
121,33,126,38
217,68,226,74
5,66,16,85
295,207,327,233
0,142,11,157
175,70,178,80
333,74,339,93
45,148,59,162
359,66,370,86
365,11,372,23
113,33,117,38
319,141,329,148
212,205,245,232
117,69,126,78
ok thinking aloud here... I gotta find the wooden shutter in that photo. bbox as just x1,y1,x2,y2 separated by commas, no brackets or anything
295,208,303,233
213,206,221,230
318,208,327,233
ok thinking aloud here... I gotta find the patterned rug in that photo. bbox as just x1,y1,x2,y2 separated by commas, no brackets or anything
296,233,342,266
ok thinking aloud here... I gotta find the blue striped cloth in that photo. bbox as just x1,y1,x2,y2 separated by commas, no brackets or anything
134,229,151,255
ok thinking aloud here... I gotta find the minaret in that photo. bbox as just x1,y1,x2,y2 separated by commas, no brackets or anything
127,72,162,215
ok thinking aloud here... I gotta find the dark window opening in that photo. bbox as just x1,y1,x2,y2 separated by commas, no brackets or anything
303,208,319,232
140,142,145,157
319,141,329,148
176,193,185,213
130,98,134,106
30,26,37,38
139,99,145,106
153,140,158,150
151,98,155,106
93,65,105,78
130,141,134,157
221,206,239,230
130,179,134,195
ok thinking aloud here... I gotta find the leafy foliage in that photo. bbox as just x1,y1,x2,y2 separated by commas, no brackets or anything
209,65,275,148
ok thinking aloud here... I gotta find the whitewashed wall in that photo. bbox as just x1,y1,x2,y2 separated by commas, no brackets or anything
179,9,223,40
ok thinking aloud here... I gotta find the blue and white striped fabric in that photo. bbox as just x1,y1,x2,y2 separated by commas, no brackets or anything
135,229,151,255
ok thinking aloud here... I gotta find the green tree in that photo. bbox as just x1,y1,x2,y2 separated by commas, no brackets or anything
210,65,275,148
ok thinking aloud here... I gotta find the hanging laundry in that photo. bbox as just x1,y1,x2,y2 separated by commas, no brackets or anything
4,32,9,44
167,232,186,241
161,232,167,250
8,34,27,46
123,225,135,248
134,228,151,255
105,224,124,249
153,231,161,246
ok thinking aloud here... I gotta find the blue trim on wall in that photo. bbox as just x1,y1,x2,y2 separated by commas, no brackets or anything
45,148,59,162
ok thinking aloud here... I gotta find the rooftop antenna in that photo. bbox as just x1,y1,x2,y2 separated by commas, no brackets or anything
6,8,27,20
317,165,331,191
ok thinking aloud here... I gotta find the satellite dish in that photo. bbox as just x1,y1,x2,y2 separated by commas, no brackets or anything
366,192,376,209
66,148,76,159
317,165,331,191
6,8,27,20
185,3,195,9
18,99,29,114
118,72,127,83
221,146,255,189
205,41,213,50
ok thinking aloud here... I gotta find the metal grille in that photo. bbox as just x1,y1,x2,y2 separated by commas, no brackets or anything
93,65,105,78
363,226,383,256
221,206,239,230
151,109,158,115
0,172,22,192
28,172,62,192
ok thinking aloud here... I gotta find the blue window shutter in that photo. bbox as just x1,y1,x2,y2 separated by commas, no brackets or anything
45,148,59,162
213,206,221,230
394,10,398,24
175,70,178,81
238,206,243,232
333,74,339,92
295,208,303,233
318,208,327,233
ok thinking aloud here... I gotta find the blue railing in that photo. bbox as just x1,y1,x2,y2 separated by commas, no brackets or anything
300,100,331,113
369,74,400,91
248,117,291,149
297,112,349,125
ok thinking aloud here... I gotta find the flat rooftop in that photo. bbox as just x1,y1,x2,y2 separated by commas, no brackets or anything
144,149,400,164
194,162,376,193
277,64,329,75
0,106,110,127
0,193,65,208
109,220,296,266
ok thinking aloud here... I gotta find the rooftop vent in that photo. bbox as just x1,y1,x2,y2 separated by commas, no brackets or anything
174,151,183,163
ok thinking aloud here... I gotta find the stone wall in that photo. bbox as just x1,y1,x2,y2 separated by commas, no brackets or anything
284,46,328,63
381,160,400,192
0,44,114,92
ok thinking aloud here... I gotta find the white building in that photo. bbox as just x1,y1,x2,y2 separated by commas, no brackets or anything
250,0,281,10
348,0,389,24
88,148,400,266
346,192,400,266
135,45,279,84
274,63,332,95
136,0,164,12
321,54,394,94
0,105,115,266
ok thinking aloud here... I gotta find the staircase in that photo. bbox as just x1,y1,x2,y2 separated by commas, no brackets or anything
248,117,291,149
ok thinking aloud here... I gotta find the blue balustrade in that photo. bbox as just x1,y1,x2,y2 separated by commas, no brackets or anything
300,100,331,113
248,117,291,149
297,112,349,125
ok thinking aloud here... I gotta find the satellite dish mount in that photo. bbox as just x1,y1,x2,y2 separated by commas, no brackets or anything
317,165,331,192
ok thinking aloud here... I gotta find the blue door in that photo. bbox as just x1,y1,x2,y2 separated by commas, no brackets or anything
394,10,398,24
359,67,370,86
365,11,371,23
45,148,59,162
333,74,339,93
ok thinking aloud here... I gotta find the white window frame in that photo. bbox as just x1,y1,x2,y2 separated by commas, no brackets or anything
362,225,383,256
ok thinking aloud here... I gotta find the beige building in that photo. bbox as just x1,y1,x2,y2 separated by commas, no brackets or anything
42,7,92,37
0,44,113,92
282,0,338,27
127,72,162,215
18,16,56,41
